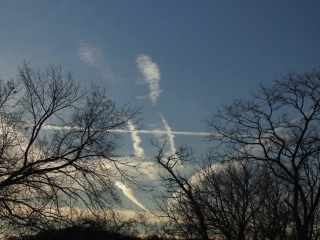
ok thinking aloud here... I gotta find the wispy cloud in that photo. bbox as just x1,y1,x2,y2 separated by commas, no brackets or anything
136,54,161,106
78,42,114,81
115,181,149,212
159,113,176,155
127,120,145,157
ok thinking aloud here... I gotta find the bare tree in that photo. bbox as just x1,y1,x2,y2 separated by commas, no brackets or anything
205,70,320,239
151,141,290,240
198,157,292,240
152,142,209,240
0,63,141,236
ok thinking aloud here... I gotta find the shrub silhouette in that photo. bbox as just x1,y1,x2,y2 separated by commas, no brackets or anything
7,226,141,240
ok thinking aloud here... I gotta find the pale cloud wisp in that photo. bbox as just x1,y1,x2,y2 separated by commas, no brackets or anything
78,42,114,81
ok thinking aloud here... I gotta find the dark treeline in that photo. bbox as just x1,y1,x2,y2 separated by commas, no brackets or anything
1,64,320,239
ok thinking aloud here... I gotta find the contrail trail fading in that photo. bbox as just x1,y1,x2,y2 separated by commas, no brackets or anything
115,181,149,212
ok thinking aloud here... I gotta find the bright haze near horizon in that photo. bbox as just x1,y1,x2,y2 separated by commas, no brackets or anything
0,1,320,212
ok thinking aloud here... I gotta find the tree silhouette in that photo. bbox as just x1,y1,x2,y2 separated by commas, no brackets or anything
205,70,320,239
152,141,290,240
0,62,141,237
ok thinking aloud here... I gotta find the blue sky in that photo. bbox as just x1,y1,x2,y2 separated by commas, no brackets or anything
1,0,320,212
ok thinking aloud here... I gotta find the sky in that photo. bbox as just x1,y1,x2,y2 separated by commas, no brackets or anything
1,0,320,212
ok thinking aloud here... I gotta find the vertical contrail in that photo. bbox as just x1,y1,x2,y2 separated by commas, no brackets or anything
127,120,145,157
159,113,176,156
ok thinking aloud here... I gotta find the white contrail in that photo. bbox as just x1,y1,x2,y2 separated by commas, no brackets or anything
159,113,176,155
133,129,215,136
115,181,149,212
41,124,241,137
127,120,145,157
136,54,161,106
42,124,216,136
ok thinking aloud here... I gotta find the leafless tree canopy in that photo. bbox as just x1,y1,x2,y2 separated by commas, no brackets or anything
205,70,320,240
0,63,140,236
152,70,320,240
152,142,291,240
4,65,320,240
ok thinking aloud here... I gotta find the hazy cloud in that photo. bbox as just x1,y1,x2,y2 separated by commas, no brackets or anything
78,43,103,66
136,54,161,106
78,42,114,81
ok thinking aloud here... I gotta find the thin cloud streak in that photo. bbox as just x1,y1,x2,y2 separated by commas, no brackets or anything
115,181,149,212
136,54,161,106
